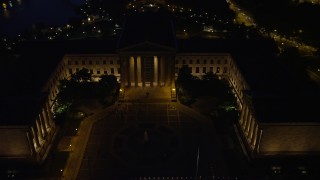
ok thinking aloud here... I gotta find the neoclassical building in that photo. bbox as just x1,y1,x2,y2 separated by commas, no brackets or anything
1,10,319,164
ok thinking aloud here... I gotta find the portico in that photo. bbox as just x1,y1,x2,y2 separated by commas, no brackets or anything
118,42,176,88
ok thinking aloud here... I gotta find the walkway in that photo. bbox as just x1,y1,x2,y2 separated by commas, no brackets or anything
60,87,229,179
61,104,117,180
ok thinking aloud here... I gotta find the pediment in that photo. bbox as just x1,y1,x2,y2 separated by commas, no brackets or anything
117,41,176,54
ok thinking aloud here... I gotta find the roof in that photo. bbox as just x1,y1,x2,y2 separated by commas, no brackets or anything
251,95,320,123
117,11,176,49
0,93,47,125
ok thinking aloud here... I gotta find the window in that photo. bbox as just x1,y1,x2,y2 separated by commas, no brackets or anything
210,59,214,64
97,69,100,74
196,60,200,64
182,60,186,64
90,69,93,74
189,60,193,64
96,61,99,65
210,67,213,72
104,69,108,74
217,60,221,64
175,67,179,73
189,67,192,73
110,60,114,65
196,67,199,73
175,60,179,64
82,60,85,65
216,67,220,73
68,68,72,74
103,60,106,65
224,59,228,64
76,68,79,72
117,68,121,74
203,67,206,73
111,68,114,74
203,60,207,64
223,67,228,74
89,60,92,65
68,60,72,65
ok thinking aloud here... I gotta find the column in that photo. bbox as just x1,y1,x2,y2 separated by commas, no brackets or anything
154,56,158,86
158,56,161,85
134,57,138,86
249,118,255,139
141,57,145,87
41,109,50,130
242,106,249,130
31,127,40,150
36,120,44,146
251,124,258,148
245,114,252,135
45,102,55,129
38,115,47,138
160,56,165,86
26,132,37,156
137,56,142,86
120,56,128,87
256,129,263,152
168,56,175,86
239,105,246,125
129,56,135,87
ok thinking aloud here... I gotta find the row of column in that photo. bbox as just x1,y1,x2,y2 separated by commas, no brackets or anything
239,103,260,152
122,55,175,87
29,101,56,156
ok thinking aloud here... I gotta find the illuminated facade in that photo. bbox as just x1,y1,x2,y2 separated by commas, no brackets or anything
0,95,56,164
58,39,320,157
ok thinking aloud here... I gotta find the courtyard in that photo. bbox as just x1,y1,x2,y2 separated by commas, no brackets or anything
77,100,228,179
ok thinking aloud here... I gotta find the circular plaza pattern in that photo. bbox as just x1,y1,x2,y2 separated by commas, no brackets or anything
113,123,180,167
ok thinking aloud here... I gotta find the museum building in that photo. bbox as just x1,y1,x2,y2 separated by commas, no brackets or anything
1,11,320,164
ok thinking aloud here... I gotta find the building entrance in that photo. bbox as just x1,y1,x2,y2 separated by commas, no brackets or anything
143,56,155,86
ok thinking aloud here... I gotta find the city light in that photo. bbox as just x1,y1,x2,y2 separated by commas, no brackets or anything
2,3,7,9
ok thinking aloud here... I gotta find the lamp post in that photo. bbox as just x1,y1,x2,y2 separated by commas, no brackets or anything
171,88,176,102
119,88,125,102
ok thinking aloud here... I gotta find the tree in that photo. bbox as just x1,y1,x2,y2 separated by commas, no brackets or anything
98,74,120,105
202,71,219,81
176,65,194,84
176,65,197,105
54,78,75,115
99,74,118,91
71,68,92,82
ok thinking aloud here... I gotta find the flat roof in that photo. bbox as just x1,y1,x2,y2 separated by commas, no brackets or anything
252,95,320,123
0,93,47,126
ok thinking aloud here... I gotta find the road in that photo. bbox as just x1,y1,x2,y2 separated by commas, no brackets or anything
227,0,318,56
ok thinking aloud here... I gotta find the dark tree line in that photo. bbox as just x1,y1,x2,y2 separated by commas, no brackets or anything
55,68,119,115
176,65,237,110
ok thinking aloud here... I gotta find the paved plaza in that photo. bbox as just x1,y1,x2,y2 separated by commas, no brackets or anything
77,102,228,179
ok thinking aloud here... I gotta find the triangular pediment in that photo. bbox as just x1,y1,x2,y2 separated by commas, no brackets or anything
117,41,176,54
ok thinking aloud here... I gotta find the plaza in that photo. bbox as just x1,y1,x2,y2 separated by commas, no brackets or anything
76,89,228,179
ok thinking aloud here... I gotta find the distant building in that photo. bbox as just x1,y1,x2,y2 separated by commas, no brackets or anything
1,10,320,164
